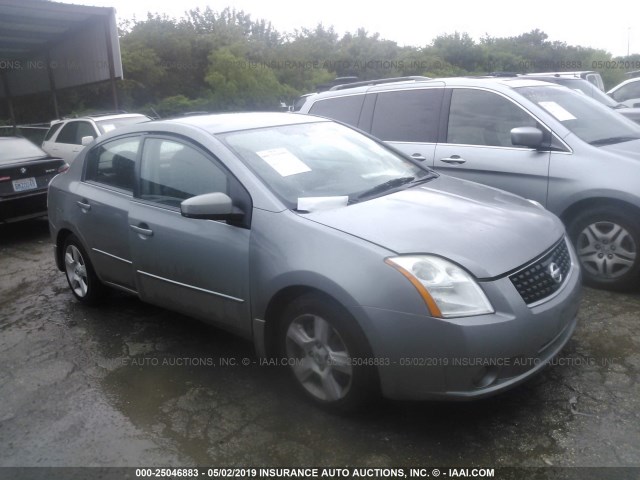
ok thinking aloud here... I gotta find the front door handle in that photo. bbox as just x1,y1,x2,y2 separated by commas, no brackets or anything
76,200,91,211
411,153,427,161
440,155,466,165
130,224,154,237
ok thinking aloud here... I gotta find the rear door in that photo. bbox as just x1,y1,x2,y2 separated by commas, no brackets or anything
433,87,551,205
74,135,141,291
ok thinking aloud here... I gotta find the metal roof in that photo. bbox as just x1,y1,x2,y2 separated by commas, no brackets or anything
0,0,123,98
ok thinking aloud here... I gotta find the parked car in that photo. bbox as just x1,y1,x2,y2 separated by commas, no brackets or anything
520,75,640,124
300,77,640,290
48,112,581,409
608,77,640,108
41,112,149,164
0,137,66,223
525,71,605,91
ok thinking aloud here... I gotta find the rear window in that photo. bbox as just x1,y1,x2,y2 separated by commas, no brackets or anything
0,138,48,164
308,95,365,128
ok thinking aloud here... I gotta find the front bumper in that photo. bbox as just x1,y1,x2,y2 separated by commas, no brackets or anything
352,244,582,401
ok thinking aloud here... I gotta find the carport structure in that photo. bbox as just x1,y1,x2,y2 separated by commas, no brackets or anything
0,0,123,127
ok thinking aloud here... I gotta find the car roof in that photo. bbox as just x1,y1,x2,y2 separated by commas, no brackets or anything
164,112,329,134
309,76,557,101
49,113,148,126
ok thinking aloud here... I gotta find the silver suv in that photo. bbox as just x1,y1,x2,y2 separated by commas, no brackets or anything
299,76,640,290
42,113,149,164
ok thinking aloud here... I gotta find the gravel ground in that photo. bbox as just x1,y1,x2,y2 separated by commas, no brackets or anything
1,218,639,478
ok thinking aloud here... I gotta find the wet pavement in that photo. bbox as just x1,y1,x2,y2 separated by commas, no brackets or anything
1,218,639,473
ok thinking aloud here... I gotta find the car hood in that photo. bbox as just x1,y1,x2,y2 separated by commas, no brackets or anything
599,138,640,159
301,175,565,278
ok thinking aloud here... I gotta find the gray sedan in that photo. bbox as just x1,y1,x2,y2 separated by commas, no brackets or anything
47,113,581,410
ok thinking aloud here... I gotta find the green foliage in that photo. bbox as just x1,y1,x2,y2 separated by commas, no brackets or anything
5,7,638,123
205,46,285,110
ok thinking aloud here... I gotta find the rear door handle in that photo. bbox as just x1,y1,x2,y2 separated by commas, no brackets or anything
440,155,466,165
76,200,91,211
130,224,154,237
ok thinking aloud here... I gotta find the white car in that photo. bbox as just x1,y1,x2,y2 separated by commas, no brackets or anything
42,113,149,164
608,77,640,108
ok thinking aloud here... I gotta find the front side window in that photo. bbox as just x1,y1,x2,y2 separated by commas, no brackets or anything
371,89,443,143
610,81,640,103
85,136,141,192
447,89,538,147
55,121,96,145
139,138,228,208
517,85,640,145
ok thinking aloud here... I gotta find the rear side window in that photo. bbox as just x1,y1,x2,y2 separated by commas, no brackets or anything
371,89,443,142
44,123,63,142
85,136,141,192
308,95,365,128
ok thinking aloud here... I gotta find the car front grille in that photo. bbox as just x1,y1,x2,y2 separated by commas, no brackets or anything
509,239,572,306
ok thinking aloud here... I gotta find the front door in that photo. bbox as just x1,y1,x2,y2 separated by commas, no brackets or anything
433,88,551,206
128,136,252,333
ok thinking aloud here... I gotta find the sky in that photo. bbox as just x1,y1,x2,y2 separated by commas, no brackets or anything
69,0,638,57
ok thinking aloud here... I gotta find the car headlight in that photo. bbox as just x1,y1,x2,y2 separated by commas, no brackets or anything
385,256,494,318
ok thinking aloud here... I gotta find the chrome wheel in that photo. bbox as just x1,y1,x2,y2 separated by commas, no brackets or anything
285,313,353,402
65,244,89,298
577,221,637,279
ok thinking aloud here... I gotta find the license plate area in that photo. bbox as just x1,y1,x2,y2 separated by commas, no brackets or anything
12,177,38,192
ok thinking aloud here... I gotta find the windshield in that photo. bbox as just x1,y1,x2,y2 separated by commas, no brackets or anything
221,121,435,210
0,138,48,164
517,85,640,145
96,115,149,134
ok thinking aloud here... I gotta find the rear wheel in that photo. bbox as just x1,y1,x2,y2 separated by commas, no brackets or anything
568,208,640,290
279,294,378,411
63,235,104,304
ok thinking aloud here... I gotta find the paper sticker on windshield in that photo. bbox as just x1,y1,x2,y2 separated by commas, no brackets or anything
538,101,576,121
257,148,311,177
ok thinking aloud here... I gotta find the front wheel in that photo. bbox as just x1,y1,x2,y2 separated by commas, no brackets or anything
63,234,104,304
279,294,378,411
568,208,640,291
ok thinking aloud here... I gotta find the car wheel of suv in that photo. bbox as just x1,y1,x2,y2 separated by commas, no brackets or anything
279,293,377,411
568,208,640,290
63,235,104,304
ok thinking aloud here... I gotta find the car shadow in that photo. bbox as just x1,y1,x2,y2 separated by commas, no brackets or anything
0,217,50,246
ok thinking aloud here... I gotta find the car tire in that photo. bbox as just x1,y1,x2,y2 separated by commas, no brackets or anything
568,208,640,291
279,293,378,411
63,234,105,305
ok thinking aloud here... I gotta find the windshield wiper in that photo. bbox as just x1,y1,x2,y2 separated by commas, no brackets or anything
352,174,435,203
590,136,640,146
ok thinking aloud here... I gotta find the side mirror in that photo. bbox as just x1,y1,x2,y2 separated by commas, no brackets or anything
81,136,94,146
180,192,243,221
511,127,544,149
